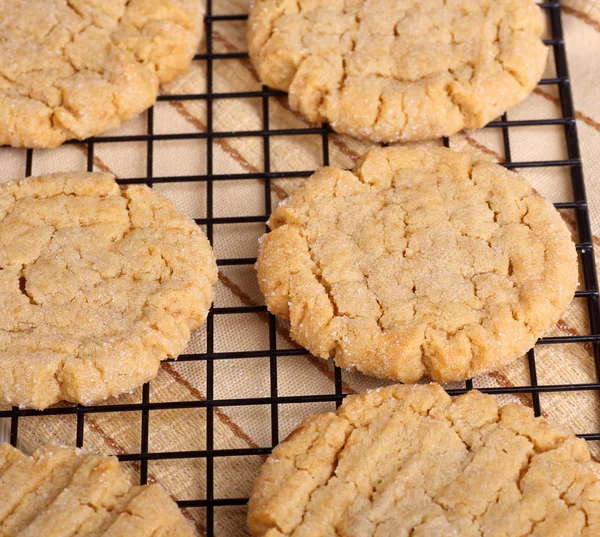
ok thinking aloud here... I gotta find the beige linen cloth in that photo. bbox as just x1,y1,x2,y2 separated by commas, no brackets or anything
1,1,600,535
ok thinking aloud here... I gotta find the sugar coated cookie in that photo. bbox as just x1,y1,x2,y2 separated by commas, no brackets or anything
249,383,600,537
257,146,577,383
0,172,217,409
0,442,195,536
248,0,547,142
0,0,203,147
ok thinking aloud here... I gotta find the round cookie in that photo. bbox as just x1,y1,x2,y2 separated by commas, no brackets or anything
257,146,577,383
0,0,203,148
0,172,217,409
248,0,547,143
249,383,600,537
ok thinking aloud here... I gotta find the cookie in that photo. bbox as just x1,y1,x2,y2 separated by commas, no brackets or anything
257,146,577,383
0,172,217,409
248,0,547,143
0,0,203,148
0,443,195,536
249,383,600,537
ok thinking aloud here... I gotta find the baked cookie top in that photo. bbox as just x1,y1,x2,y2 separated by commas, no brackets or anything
0,442,195,536
249,383,600,537
0,172,217,409
257,146,577,383
248,0,547,142
0,0,203,148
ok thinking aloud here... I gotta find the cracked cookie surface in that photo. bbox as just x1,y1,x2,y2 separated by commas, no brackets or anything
0,442,195,536
0,0,203,148
0,172,217,409
248,0,547,142
257,146,577,383
249,383,600,537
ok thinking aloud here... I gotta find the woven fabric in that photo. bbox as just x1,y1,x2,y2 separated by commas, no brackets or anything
1,1,599,535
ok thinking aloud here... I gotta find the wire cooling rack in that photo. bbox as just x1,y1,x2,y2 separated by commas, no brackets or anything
1,1,599,536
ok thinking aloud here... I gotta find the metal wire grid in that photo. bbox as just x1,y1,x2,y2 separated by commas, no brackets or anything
0,0,599,535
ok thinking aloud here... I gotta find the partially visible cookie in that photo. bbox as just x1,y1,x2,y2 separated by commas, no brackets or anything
0,0,203,148
0,443,195,536
248,0,547,142
257,146,577,383
249,383,600,537
0,172,217,409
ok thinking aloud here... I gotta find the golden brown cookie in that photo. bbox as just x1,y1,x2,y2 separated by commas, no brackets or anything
0,172,217,409
249,383,600,537
257,146,577,383
0,0,203,148
248,0,547,142
0,443,195,536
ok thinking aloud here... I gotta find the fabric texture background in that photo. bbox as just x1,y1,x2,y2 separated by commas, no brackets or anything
0,1,599,535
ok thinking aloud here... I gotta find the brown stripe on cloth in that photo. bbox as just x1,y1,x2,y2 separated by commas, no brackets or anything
271,95,364,164
75,144,116,175
563,5,600,33
85,415,208,536
212,30,365,164
330,135,363,162
211,32,259,78
218,272,356,394
270,93,366,164
486,371,534,409
161,362,261,450
557,318,585,338
163,97,290,201
460,132,505,162
534,88,600,133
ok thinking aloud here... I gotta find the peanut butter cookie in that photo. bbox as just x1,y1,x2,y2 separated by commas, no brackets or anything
257,146,577,383
0,443,195,536
248,0,547,142
249,383,600,537
0,172,217,409
0,0,203,148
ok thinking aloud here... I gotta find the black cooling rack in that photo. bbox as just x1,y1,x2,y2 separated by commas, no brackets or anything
1,1,599,535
